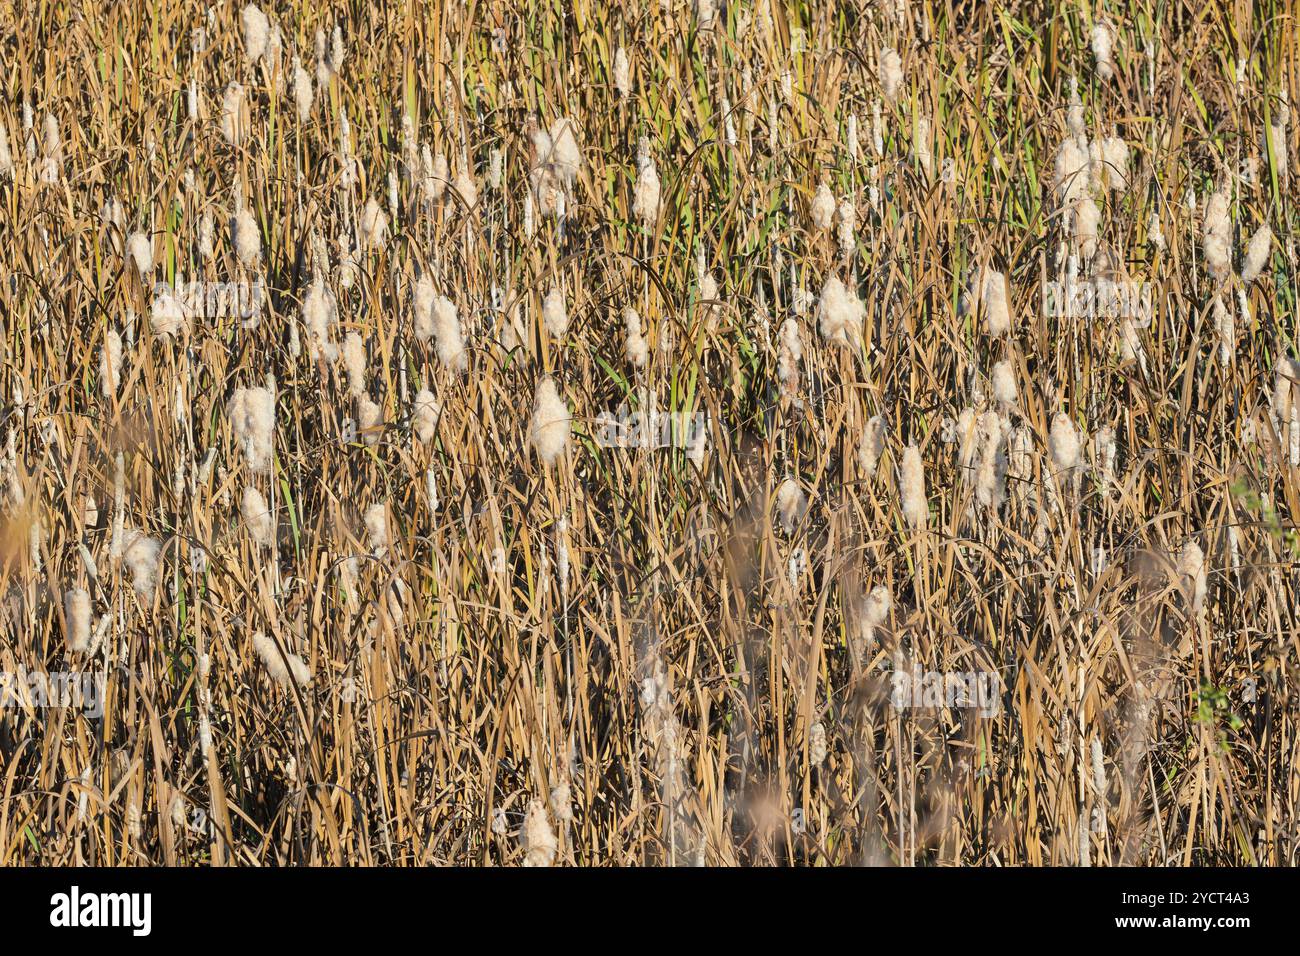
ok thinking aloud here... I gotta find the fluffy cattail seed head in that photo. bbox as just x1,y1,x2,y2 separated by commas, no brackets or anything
543,286,569,339
900,445,927,529
810,182,835,231
879,47,904,102
775,477,808,534
252,632,311,687
228,386,275,474
433,295,467,372
520,798,557,867
530,376,571,466
241,4,270,64
817,275,865,346
1241,224,1272,283
240,485,274,548
1049,412,1081,475
64,588,92,653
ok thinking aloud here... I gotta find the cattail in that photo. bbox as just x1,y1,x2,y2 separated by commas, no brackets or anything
520,798,557,867
342,332,367,397
412,274,436,343
810,182,835,231
956,407,979,480
1066,77,1086,141
302,276,339,361
185,78,200,122
775,477,808,534
846,112,860,162
240,485,274,548
356,395,382,446
1212,295,1234,364
364,502,388,554
879,47,904,102
330,25,346,74
979,268,1011,337
292,57,313,121
100,328,123,397
413,389,441,444
228,386,275,474
0,122,12,178
196,211,215,260
523,184,539,236
836,199,856,256
121,529,161,600
696,271,722,333
540,117,582,186
39,113,60,183
863,584,892,630
339,112,356,185
1118,316,1145,369
252,632,311,687
530,376,571,466
633,153,661,225
150,285,188,337
1147,209,1165,251
900,445,927,529
452,167,478,210
974,411,1006,510
21,99,33,162
1091,22,1114,82
1272,356,1300,432
1053,136,1090,208
859,415,886,478
623,307,647,368
613,47,631,98
126,232,154,281
913,114,933,178
1090,736,1106,796
809,722,828,765
419,148,448,205
1075,196,1100,262
360,198,389,252
1267,90,1289,183
1093,425,1117,490
1098,136,1129,190
550,781,574,824
241,4,270,63
220,82,247,146
817,275,865,345
314,29,332,86
1202,185,1232,282
1049,412,1081,476
488,148,503,191
543,286,569,338
1241,224,1272,283
232,197,261,269
991,359,1017,407
1177,539,1207,613
64,588,92,653
432,295,467,371
778,317,802,394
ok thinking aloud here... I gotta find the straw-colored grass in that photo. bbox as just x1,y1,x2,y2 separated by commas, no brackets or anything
0,0,1297,866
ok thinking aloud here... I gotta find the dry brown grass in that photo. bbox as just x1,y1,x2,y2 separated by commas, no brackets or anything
0,0,1297,866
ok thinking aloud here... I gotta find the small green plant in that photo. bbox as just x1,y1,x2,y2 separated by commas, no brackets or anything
1192,682,1245,753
